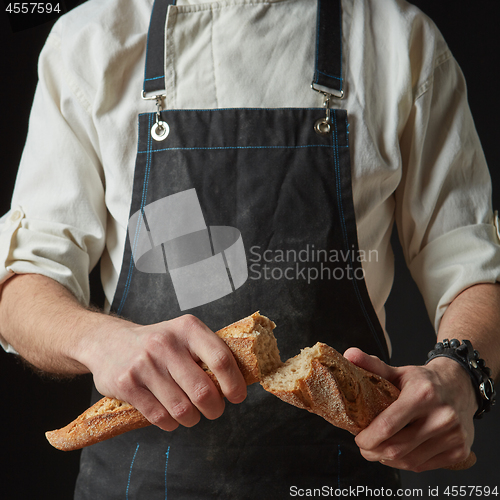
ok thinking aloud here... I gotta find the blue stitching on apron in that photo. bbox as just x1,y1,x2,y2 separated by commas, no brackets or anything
332,110,387,360
143,0,176,91
316,69,342,81
164,446,171,499
138,108,325,116
140,118,154,210
137,144,346,154
337,444,342,488
145,75,165,82
118,114,154,315
126,443,140,499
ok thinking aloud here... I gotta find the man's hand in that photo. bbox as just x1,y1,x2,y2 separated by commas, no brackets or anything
344,347,476,472
80,314,248,432
0,274,247,433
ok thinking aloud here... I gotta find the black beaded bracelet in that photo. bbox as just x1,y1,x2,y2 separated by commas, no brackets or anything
425,339,496,419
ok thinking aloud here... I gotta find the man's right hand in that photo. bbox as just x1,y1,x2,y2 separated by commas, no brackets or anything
81,314,248,431
0,274,247,431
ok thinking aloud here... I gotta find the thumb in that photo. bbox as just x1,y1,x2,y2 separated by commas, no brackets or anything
343,347,400,386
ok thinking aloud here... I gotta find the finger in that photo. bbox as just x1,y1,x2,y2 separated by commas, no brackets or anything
143,365,206,429
410,439,471,472
122,383,182,432
359,409,460,463
360,395,466,460
355,388,426,450
164,351,226,421
343,347,400,383
415,449,472,472
371,429,470,472
181,315,247,404
359,419,427,463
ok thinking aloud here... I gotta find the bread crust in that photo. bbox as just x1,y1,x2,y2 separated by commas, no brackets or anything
203,311,281,388
260,342,475,470
45,315,477,470
45,312,280,451
45,398,150,452
261,342,400,435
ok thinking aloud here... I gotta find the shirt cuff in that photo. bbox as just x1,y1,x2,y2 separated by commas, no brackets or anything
0,207,25,353
0,205,92,353
0,207,25,284
409,219,500,332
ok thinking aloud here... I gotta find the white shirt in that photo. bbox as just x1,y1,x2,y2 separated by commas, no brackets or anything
1,0,499,352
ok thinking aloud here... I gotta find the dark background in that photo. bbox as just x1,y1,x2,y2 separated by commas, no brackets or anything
0,1,498,498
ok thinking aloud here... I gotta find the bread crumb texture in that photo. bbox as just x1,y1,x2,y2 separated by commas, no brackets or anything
45,313,400,451
261,342,400,435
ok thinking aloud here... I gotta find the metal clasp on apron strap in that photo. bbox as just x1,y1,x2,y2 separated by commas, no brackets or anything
311,0,344,135
142,91,170,141
313,91,335,136
141,0,173,141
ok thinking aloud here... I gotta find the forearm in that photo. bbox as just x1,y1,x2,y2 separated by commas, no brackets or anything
437,282,500,381
0,273,124,375
348,284,500,472
0,273,247,431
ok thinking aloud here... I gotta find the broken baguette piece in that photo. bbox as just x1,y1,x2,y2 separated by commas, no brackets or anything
203,311,282,389
261,342,400,435
46,312,281,451
260,342,476,470
45,316,477,470
45,397,150,452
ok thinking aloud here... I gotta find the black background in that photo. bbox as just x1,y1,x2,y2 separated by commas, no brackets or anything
0,1,499,498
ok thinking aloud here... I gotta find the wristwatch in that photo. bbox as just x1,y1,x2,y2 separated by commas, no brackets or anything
425,339,496,418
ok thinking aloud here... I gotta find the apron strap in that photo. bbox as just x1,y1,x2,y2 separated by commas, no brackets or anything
312,0,344,98
142,0,345,98
143,0,175,96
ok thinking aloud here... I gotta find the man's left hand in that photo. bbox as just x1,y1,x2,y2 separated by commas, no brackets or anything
344,347,477,472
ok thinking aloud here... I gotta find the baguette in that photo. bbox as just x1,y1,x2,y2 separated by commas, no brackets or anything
202,311,282,389
44,397,151,452
261,342,400,435
45,315,476,470
45,312,281,451
260,342,476,470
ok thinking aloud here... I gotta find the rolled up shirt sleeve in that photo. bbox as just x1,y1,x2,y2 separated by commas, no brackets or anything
0,30,106,349
396,52,500,332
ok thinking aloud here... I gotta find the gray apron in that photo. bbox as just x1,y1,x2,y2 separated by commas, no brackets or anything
75,0,401,497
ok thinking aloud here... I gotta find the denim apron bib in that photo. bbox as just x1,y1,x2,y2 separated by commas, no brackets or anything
75,1,401,497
